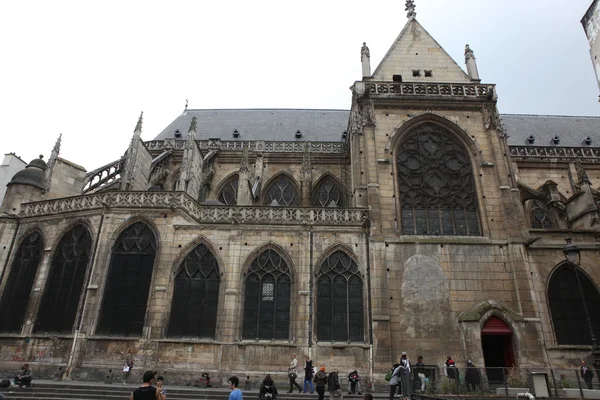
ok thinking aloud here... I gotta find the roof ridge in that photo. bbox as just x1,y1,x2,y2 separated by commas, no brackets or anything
184,108,351,112
501,113,600,119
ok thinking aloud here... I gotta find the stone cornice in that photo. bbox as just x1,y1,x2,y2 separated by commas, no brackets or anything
145,139,347,155
509,145,600,162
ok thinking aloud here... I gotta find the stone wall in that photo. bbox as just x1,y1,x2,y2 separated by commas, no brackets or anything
46,158,87,198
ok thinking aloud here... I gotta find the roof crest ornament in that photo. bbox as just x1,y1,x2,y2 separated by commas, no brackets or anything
188,116,198,133
405,0,416,19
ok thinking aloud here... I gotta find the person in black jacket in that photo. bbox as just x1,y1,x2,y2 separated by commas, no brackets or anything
259,374,278,399
304,355,315,394
328,370,343,399
465,360,480,391
581,360,595,390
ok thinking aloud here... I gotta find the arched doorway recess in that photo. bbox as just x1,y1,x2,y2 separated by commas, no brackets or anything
481,316,515,383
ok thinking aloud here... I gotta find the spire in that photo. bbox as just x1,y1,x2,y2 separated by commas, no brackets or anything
464,44,481,82
361,42,371,77
45,133,62,191
405,0,416,19
134,111,143,136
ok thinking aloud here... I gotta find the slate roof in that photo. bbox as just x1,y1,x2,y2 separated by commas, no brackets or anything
502,114,600,148
153,109,350,142
153,110,600,149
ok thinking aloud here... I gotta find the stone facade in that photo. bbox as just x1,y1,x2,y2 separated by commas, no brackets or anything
0,153,26,203
0,10,599,390
583,0,600,98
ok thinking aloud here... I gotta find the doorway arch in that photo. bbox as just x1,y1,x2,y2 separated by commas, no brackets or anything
481,316,515,383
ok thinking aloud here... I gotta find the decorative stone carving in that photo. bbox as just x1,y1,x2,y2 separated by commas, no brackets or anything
361,42,371,77
482,103,505,135
363,81,490,97
120,112,144,190
20,191,369,226
300,142,312,181
576,160,592,185
144,140,347,154
363,100,376,127
464,44,481,81
510,146,600,162
45,134,62,191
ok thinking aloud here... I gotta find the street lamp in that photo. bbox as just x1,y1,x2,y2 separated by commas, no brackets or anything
562,238,600,387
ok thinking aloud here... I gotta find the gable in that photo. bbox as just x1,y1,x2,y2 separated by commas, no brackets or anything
371,19,470,83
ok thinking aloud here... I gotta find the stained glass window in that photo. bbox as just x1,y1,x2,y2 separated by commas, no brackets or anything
312,176,344,207
242,249,291,339
218,176,239,205
97,222,156,336
264,176,299,206
397,123,481,235
317,250,363,342
168,243,220,338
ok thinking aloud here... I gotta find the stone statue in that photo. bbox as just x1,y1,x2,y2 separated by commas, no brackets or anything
361,42,371,77
465,44,474,60
405,0,416,18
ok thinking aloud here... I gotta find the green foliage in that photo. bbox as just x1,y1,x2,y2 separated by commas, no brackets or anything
560,375,574,389
506,368,529,388
439,377,460,394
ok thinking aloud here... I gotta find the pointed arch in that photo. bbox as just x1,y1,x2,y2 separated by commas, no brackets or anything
548,263,600,345
394,119,482,236
167,238,221,338
217,173,239,205
242,244,292,340
527,199,554,229
262,172,300,206
316,249,364,342
0,229,44,332
312,173,345,207
97,220,157,336
35,224,92,333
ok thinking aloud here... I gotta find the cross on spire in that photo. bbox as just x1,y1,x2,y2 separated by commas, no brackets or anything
405,0,416,19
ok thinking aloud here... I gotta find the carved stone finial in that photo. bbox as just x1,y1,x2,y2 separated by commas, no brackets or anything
185,99,188,110
576,160,591,185
464,44,481,81
134,111,143,134
239,145,249,173
361,42,371,77
301,142,312,181
405,0,416,18
188,116,198,133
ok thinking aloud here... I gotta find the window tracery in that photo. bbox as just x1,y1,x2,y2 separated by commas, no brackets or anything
263,175,299,206
97,221,156,336
317,250,363,342
35,225,92,333
312,176,344,207
242,249,291,340
218,176,239,205
397,123,481,235
530,200,554,229
168,243,220,338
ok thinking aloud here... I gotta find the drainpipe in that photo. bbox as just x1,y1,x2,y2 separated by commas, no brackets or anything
66,207,107,377
308,228,314,354
0,217,20,286
365,222,374,388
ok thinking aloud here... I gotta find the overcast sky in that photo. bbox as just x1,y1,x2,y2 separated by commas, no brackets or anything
1,0,598,170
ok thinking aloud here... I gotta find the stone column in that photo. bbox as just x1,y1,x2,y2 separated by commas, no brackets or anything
465,44,481,82
237,146,252,206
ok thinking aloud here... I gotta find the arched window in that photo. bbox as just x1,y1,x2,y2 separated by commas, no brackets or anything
312,176,344,207
397,123,481,235
168,242,220,338
317,250,363,342
97,221,156,336
35,225,92,333
218,175,239,205
263,175,299,206
548,264,600,345
0,231,43,332
530,200,554,229
242,249,291,340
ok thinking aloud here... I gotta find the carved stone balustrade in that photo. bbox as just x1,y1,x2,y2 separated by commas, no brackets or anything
145,140,347,154
509,146,600,162
20,191,368,226
362,81,493,100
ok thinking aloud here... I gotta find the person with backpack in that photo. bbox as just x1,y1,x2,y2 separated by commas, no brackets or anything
327,369,343,399
313,366,328,400
347,370,362,395
388,363,401,400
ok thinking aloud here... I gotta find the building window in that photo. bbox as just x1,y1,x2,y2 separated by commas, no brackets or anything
263,175,299,206
397,123,481,235
97,221,156,336
548,264,600,345
312,176,344,207
168,242,220,338
242,249,291,340
317,250,363,342
0,231,44,333
530,200,554,229
35,225,92,333
218,175,239,205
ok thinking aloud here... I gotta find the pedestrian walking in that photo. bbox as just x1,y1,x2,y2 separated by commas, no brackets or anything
465,360,480,392
581,360,594,390
415,356,427,392
314,366,328,400
327,369,343,399
123,348,134,385
398,352,411,400
287,353,302,393
228,375,243,400
304,355,315,394
388,363,401,400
